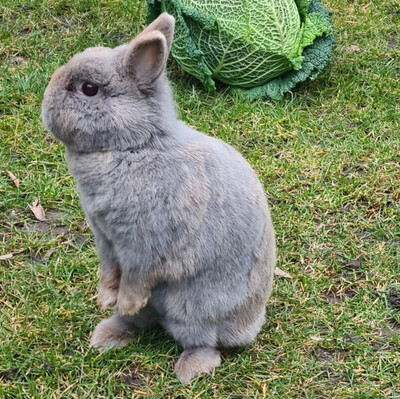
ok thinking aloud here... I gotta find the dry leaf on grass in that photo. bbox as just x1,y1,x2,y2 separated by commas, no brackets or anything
274,267,292,279
310,336,323,342
345,44,360,53
28,198,46,221
0,253,13,260
43,248,55,261
10,56,27,64
6,171,20,187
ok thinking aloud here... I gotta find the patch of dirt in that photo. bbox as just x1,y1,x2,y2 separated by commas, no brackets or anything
315,348,335,362
374,288,400,311
19,27,31,34
388,320,400,331
342,256,365,270
22,221,69,237
0,368,30,382
20,5,33,12
386,7,400,15
320,366,348,383
342,165,366,175
343,333,361,345
338,256,367,281
377,326,398,338
30,251,43,263
347,120,360,129
388,38,398,49
0,369,19,381
12,211,92,261
45,209,69,221
73,235,91,247
371,289,381,298
314,348,346,363
388,289,400,310
314,349,349,383
324,286,357,304
42,359,55,375
116,366,149,388
18,209,70,237
371,341,392,352
386,240,400,248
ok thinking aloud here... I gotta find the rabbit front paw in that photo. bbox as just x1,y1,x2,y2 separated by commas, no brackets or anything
97,284,118,310
115,290,148,316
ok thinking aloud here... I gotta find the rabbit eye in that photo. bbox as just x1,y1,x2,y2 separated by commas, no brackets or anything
81,82,99,96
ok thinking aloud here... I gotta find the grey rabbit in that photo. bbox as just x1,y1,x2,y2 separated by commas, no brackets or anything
41,13,276,383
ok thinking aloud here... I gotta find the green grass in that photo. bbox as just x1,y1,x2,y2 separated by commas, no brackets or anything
1,0,399,397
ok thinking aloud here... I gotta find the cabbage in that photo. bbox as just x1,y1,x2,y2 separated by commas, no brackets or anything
146,0,334,100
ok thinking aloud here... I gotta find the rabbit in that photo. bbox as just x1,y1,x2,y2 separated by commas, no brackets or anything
41,13,276,384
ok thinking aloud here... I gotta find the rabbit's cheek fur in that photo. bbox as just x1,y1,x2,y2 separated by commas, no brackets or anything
42,93,67,144
42,92,86,147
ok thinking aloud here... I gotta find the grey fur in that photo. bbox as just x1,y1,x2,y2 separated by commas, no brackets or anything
42,13,276,383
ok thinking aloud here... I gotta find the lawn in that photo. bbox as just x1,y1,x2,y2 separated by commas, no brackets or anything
1,0,399,397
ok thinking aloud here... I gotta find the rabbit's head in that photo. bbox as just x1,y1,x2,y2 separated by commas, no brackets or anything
42,13,176,152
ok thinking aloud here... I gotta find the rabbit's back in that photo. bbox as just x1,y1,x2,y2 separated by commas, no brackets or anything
152,126,275,343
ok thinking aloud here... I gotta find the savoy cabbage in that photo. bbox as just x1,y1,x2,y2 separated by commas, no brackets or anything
146,0,334,100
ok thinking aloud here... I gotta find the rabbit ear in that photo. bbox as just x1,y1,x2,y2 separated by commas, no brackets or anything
141,13,175,51
123,13,175,90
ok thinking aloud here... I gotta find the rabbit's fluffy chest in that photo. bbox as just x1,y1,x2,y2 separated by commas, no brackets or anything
66,149,171,216
65,148,211,261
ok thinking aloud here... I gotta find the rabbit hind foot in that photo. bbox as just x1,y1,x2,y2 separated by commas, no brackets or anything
89,315,135,352
174,347,221,384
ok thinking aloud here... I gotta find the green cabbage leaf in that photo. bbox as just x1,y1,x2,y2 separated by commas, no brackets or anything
147,0,334,100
